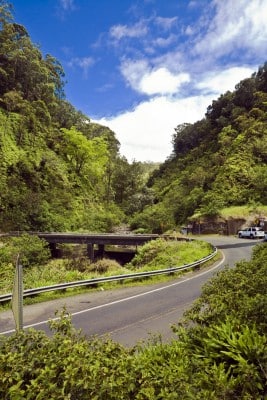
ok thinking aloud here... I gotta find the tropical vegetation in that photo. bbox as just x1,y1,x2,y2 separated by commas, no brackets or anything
1,243,266,399
0,2,267,398
0,2,266,235
0,1,157,233
0,234,213,302
130,66,267,232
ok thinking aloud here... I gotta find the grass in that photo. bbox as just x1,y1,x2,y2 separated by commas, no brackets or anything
126,239,213,271
0,239,217,310
220,204,267,219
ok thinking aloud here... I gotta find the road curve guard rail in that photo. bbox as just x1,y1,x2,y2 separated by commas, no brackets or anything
0,247,217,303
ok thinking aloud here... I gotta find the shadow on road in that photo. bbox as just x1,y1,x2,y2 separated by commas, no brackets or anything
217,240,264,250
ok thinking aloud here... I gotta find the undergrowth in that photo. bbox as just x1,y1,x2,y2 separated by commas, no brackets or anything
0,236,215,308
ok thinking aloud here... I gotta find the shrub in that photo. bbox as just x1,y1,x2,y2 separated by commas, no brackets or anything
89,258,122,274
183,243,267,333
0,310,135,400
128,239,213,271
3,234,51,267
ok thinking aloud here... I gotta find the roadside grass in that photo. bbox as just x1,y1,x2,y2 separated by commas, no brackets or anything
220,204,267,219
0,239,218,310
126,239,213,272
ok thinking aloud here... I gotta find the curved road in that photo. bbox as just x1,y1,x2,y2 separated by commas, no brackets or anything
0,236,260,346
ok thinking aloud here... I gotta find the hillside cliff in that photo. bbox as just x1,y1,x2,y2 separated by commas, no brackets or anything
130,63,267,232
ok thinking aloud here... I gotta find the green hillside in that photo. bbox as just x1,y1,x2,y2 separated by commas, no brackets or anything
131,63,267,232
1,1,266,234
0,2,158,232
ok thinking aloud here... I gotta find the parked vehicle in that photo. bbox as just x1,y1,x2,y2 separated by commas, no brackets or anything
238,227,265,239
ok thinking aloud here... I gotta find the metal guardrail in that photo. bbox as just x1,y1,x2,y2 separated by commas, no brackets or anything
0,248,217,303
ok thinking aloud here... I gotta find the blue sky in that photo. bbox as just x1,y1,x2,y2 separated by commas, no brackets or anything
11,0,267,162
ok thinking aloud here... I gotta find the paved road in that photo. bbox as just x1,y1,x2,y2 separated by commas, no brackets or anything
0,236,259,346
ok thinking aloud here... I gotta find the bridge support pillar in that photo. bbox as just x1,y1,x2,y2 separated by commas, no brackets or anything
98,244,105,257
87,243,94,261
49,243,59,258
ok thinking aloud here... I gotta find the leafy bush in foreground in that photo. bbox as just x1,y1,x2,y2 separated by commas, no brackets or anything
0,310,135,400
183,243,267,333
0,244,267,399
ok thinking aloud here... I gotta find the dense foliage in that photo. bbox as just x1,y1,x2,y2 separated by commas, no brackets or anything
127,238,212,271
1,1,266,234
0,234,213,298
0,1,158,233
1,2,266,398
1,243,266,399
131,64,267,232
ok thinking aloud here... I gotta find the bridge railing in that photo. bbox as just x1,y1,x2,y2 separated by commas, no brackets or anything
0,247,217,303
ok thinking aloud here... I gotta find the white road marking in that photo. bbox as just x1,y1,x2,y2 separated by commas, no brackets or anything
0,253,225,335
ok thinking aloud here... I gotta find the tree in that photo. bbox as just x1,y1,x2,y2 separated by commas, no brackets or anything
112,158,144,209
255,61,267,92
60,127,108,179
206,91,234,124
234,77,256,109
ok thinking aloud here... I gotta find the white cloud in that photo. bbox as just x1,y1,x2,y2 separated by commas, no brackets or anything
120,59,149,91
109,21,148,41
94,63,258,162
67,57,95,77
184,25,194,36
153,34,177,48
58,0,75,11
95,94,215,162
120,61,190,96
154,16,178,30
92,0,266,163
194,0,267,57
110,15,177,44
196,66,255,94
140,68,190,95
152,50,184,73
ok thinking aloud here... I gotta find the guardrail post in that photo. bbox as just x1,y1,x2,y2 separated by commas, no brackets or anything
11,256,23,331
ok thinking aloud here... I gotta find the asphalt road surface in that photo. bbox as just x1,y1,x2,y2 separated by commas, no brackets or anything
0,235,260,346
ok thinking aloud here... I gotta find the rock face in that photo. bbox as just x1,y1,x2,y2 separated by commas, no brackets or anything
191,216,267,235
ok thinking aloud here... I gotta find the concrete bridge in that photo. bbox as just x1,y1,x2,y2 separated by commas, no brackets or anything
37,232,162,260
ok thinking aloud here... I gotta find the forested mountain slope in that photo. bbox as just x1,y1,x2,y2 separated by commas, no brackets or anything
0,2,155,232
1,2,266,234
131,63,267,233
